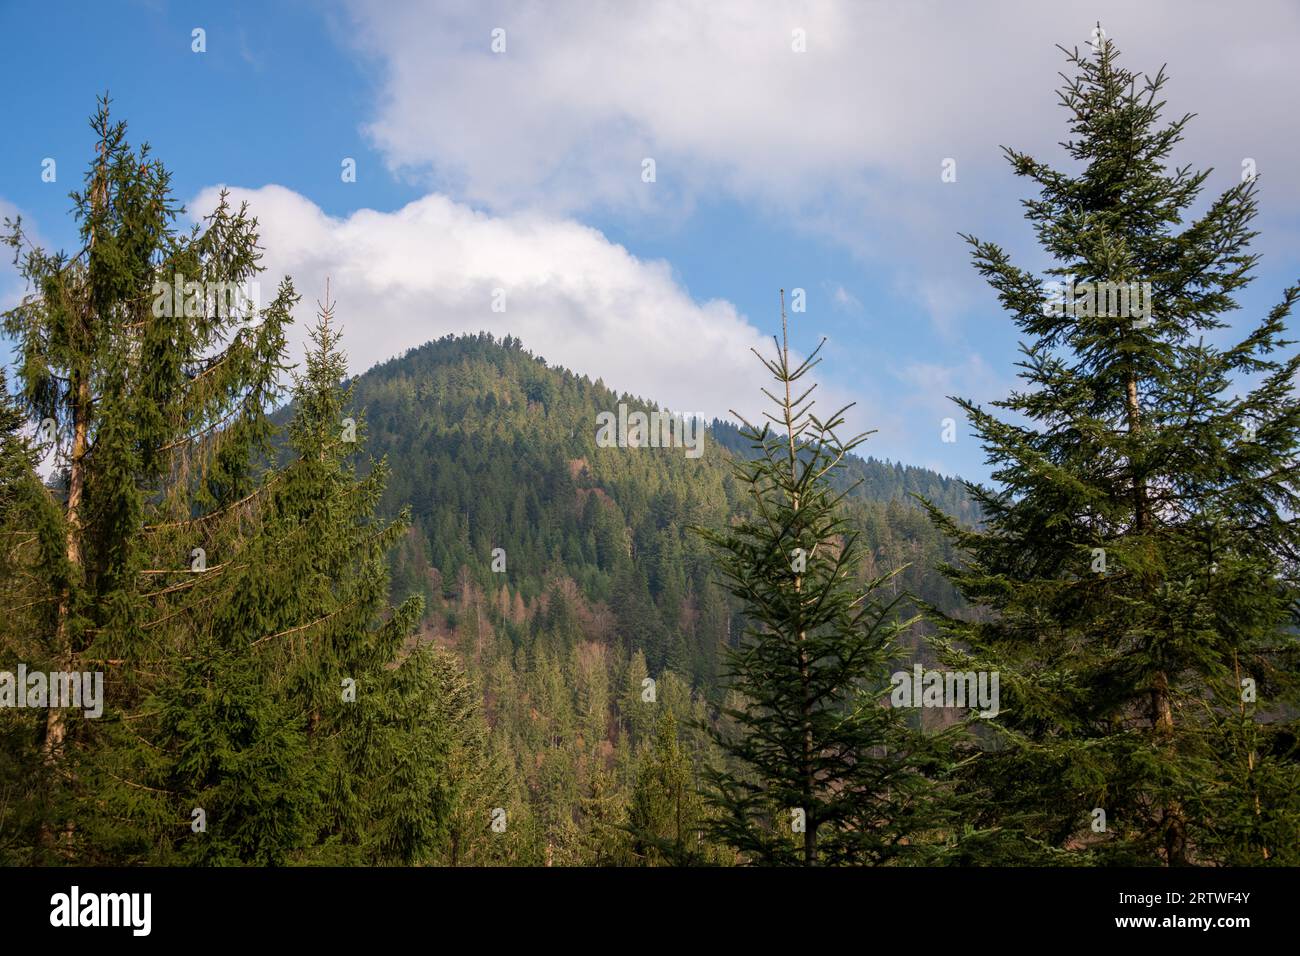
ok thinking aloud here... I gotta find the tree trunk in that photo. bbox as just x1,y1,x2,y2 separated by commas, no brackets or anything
780,292,817,867
1127,369,1186,865
39,144,104,853
38,369,88,857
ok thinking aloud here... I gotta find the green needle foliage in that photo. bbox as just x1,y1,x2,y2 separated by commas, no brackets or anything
695,297,951,866
0,102,482,865
923,35,1300,866
624,707,712,865
2,97,295,862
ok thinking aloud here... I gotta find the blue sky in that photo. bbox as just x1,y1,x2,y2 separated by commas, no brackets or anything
3,0,1299,483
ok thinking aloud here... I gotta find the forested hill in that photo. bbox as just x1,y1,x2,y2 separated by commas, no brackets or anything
707,419,979,526
336,332,970,692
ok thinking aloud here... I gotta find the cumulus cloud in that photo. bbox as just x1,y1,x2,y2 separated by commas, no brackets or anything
190,184,787,423
344,0,1300,217
339,0,1300,352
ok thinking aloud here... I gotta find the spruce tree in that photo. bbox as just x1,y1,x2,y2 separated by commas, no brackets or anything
696,297,950,865
924,34,1300,865
1,102,480,865
579,767,634,866
2,98,295,861
0,369,65,861
156,289,479,865
625,708,708,865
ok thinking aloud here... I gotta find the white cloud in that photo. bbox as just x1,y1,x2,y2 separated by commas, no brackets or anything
190,184,782,422
339,0,1300,364
344,0,1300,222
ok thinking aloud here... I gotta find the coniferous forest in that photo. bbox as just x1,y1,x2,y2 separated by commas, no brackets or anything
1,8,1298,910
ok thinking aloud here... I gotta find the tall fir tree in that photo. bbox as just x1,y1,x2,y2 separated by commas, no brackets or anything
1,103,483,865
2,99,295,861
924,35,1300,866
696,297,951,865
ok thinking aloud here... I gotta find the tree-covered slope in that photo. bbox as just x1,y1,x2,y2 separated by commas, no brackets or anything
342,332,970,691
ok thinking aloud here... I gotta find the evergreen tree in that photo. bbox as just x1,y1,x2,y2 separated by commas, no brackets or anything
425,649,498,866
0,369,64,861
620,648,653,746
924,34,1300,865
579,767,633,865
696,298,950,865
0,103,481,865
2,99,295,861
625,708,707,865
268,290,448,865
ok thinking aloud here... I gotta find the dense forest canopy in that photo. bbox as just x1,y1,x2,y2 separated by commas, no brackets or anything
2,30,1298,869
344,331,972,681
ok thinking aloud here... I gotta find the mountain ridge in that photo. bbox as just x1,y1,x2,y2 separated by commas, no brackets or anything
312,331,970,689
